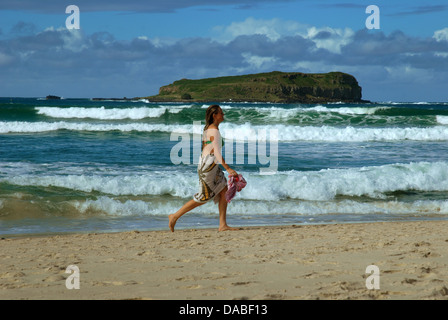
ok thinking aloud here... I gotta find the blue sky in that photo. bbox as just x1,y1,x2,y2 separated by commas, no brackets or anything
0,0,447,102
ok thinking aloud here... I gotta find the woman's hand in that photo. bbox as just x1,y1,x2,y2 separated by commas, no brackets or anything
227,168,238,177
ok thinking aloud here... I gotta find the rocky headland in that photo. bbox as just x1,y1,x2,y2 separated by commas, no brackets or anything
143,71,367,103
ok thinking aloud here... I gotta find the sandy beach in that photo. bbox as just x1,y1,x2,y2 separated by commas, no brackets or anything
1,220,448,300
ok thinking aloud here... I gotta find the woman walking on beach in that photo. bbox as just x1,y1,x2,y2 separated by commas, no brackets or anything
169,105,239,232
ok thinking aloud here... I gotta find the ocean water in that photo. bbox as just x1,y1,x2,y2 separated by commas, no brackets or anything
1,97,448,236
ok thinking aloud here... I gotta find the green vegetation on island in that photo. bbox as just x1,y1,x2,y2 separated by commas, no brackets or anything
144,71,366,103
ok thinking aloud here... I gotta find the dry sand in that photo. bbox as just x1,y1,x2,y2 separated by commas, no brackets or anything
1,220,448,300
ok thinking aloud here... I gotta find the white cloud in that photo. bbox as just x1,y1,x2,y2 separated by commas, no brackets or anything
434,28,448,42
2,17,448,100
213,17,354,54
148,37,180,48
434,52,448,58
60,29,87,52
241,52,278,69
305,27,355,54
213,17,308,42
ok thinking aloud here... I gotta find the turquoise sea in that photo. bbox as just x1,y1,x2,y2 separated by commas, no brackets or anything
1,97,448,236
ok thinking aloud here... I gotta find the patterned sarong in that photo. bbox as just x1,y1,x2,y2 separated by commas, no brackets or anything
193,154,227,204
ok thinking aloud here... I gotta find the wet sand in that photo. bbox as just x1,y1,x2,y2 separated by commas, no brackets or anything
1,221,448,300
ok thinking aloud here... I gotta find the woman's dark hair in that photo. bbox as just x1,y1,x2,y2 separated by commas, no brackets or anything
204,104,221,132
202,104,221,149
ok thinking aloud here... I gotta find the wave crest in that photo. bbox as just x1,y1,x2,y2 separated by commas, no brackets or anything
35,105,193,120
3,161,448,201
3,121,448,142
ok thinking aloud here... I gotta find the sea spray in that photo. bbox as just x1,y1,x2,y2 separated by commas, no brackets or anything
3,161,448,200
3,121,448,142
2,98,448,235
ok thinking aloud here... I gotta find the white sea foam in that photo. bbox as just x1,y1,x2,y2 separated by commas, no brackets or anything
239,161,448,201
3,121,448,142
220,123,448,142
36,106,167,119
3,161,448,201
306,105,389,115
214,104,388,118
74,196,155,216
0,121,196,134
250,105,389,122
3,172,194,198
35,105,193,120
436,115,448,125
69,196,448,217
386,101,430,105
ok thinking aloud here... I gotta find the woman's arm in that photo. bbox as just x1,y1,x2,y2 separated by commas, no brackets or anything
207,129,237,176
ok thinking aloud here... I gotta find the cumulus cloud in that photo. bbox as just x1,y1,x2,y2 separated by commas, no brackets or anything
213,17,308,42
434,28,448,42
213,17,355,55
240,53,278,72
1,16,448,100
306,27,354,54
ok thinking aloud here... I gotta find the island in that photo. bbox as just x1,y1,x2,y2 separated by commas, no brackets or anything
46,95,61,100
141,71,366,103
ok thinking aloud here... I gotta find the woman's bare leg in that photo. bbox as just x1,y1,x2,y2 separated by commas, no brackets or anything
218,187,240,231
169,199,203,232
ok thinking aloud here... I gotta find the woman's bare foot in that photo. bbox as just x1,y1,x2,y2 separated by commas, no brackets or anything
168,214,177,232
218,225,240,232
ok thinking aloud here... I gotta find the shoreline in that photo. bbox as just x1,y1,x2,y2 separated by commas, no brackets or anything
1,220,448,300
3,216,447,239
